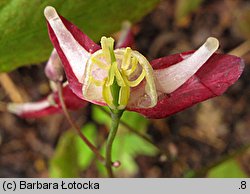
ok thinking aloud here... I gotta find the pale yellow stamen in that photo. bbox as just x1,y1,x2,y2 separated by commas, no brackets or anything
118,86,130,110
113,62,126,87
121,47,132,70
123,69,146,87
91,57,109,70
123,57,138,76
90,76,105,86
102,79,115,109
106,64,115,86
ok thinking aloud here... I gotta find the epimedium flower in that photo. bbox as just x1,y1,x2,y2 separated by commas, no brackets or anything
8,6,244,119
8,49,88,118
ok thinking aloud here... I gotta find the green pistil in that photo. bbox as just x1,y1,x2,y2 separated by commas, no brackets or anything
109,47,120,109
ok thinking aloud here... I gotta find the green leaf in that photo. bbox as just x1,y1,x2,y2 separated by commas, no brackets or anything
49,123,97,177
207,158,247,178
96,129,158,177
92,105,111,127
121,109,149,130
112,130,158,176
0,0,159,72
76,123,97,170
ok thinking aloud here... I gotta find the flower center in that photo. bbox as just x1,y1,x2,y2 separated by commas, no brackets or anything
84,37,157,110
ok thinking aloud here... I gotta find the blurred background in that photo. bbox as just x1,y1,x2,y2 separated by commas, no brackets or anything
0,0,249,177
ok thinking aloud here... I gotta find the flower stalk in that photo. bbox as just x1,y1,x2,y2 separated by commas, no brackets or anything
105,109,123,177
98,106,169,157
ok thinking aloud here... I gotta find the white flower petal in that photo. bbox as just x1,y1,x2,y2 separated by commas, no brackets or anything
44,6,90,83
154,37,219,94
7,100,51,116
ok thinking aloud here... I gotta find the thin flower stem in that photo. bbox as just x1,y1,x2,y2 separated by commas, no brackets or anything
56,82,105,163
98,106,169,157
105,110,123,178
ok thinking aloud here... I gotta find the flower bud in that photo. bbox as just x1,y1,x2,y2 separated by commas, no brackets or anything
45,49,64,82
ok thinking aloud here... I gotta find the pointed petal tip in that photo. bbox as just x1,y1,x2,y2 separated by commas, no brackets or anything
205,37,219,52
44,6,58,21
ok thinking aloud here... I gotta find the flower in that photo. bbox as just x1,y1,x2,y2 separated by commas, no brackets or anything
8,6,244,119
7,49,88,118
7,82,88,118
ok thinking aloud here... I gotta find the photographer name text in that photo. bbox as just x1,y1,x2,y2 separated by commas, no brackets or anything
2,180,100,191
